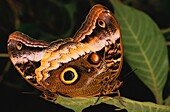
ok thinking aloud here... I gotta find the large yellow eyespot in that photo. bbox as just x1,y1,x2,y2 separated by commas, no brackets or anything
60,67,78,84
16,42,22,50
98,20,106,28
88,53,100,65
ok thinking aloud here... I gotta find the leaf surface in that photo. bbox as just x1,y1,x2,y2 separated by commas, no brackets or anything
52,95,170,112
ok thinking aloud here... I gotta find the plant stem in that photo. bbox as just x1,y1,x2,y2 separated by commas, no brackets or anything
0,53,9,57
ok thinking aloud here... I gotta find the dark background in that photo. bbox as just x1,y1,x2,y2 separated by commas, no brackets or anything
0,0,170,112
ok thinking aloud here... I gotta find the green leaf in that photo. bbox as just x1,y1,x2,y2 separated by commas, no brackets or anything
63,2,76,36
165,96,170,105
110,0,169,104
48,0,77,37
49,95,170,112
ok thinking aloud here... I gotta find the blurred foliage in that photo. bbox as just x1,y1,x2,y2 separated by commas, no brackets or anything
0,0,170,112
0,0,170,40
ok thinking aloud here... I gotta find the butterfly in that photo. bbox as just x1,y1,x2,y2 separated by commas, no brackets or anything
7,4,123,100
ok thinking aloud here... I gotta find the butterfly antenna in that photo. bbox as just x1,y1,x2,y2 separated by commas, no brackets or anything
120,68,137,80
21,90,40,95
22,91,33,95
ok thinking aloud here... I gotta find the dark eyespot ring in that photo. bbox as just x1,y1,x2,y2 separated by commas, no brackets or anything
98,20,106,28
88,53,100,65
16,42,22,50
60,67,78,84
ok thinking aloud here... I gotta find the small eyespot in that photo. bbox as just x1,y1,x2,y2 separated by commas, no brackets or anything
88,53,100,65
16,42,22,50
60,67,78,84
98,20,106,28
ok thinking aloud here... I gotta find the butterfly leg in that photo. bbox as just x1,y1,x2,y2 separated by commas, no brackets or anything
102,80,126,106
40,90,58,102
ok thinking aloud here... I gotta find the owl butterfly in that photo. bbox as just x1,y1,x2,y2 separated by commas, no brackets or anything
7,4,123,99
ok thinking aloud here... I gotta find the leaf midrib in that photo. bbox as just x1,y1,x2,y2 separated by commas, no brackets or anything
118,9,160,103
